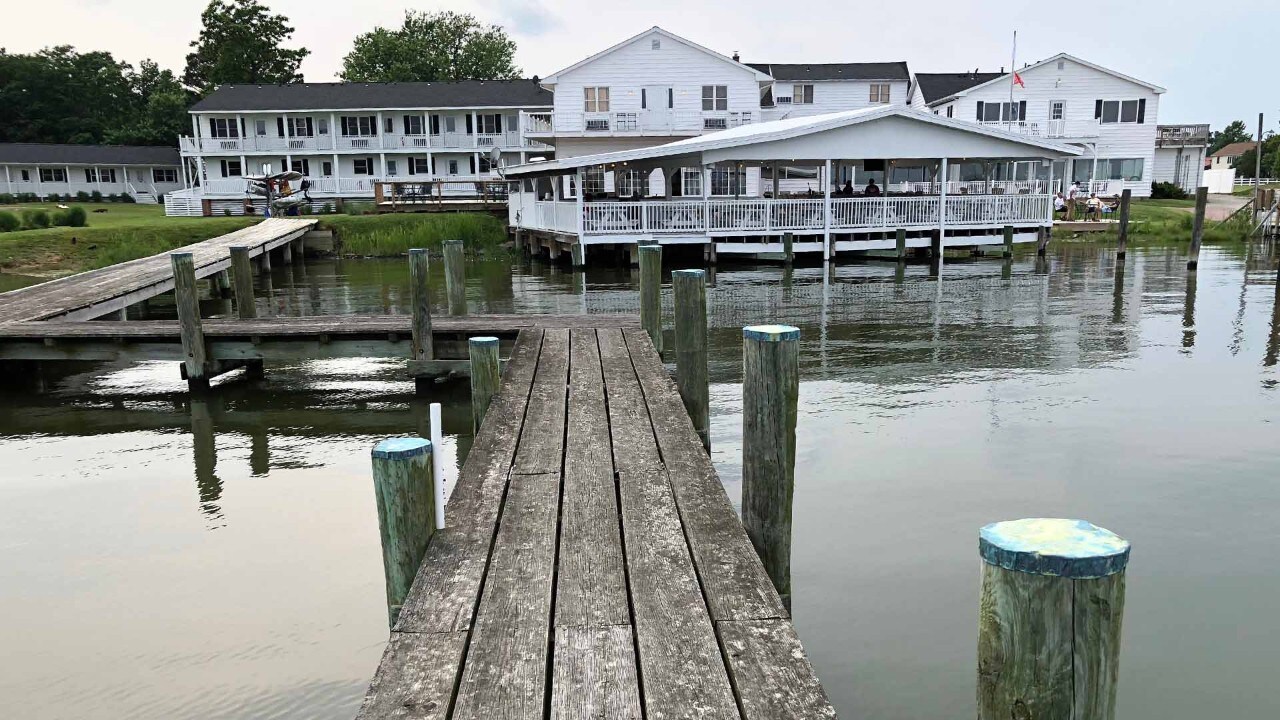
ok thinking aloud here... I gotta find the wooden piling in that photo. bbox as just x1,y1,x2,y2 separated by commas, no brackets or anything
468,336,500,432
408,248,433,364
281,240,293,265
259,246,272,273
229,246,257,319
213,270,231,298
930,230,943,260
1002,225,1014,258
1036,226,1051,257
1188,186,1208,270
571,241,586,268
673,269,710,451
896,228,907,262
1116,189,1132,259
170,252,209,391
370,437,436,626
639,244,663,353
977,518,1130,720
443,239,466,316
741,324,800,610
783,232,794,265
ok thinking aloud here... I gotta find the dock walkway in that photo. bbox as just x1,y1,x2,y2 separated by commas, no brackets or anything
357,326,835,719
0,218,315,323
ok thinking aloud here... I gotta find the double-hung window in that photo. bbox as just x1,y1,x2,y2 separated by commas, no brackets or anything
340,116,378,136
352,158,375,175
870,84,890,104
702,85,728,111
219,159,242,177
208,117,238,138
39,168,66,183
153,168,178,183
403,115,425,135
477,114,503,135
1096,99,1145,124
584,87,610,112
84,168,117,183
288,117,314,137
977,101,1025,122
794,84,814,104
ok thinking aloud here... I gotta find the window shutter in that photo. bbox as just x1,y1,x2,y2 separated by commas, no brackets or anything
431,156,437,174
306,118,314,136
1018,101,1027,122
465,115,474,134
209,118,217,136
1137,99,1146,124
668,89,674,109
277,118,285,137
469,156,476,174
975,101,984,121
641,89,647,109
408,157,415,175
220,159,227,176
495,114,502,133
239,118,245,137
1094,100,1103,119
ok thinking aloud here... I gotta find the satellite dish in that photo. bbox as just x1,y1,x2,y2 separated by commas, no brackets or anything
488,145,505,177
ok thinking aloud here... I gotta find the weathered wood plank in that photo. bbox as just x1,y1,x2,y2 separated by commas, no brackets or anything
511,327,569,474
555,329,629,628
354,631,469,720
1074,573,1126,720
623,329,787,622
395,330,542,634
596,329,663,471
977,562,1073,718
551,626,643,720
718,619,838,719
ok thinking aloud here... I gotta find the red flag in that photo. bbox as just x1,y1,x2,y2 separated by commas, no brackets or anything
1013,71,1025,88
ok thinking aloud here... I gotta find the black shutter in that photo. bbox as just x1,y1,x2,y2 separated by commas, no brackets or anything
306,118,313,136
975,101,984,121
369,116,377,134
641,89,647,109
465,115,473,134
495,114,502,133
469,156,476,174
668,89,674,109
431,156,437,175
209,118,217,136
1018,101,1027,122
219,159,227,176
277,118,285,137
1095,100,1103,119
239,118,245,137
408,157,415,175
430,115,439,135
403,116,410,134
1137,99,1146,124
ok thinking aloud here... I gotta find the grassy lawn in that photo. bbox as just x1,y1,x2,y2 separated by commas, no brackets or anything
0,202,510,279
1084,199,1252,244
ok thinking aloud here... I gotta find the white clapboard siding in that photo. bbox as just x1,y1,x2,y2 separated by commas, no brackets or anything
1153,146,1206,193
769,80,910,118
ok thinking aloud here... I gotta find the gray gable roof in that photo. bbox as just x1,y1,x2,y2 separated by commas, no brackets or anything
191,80,552,112
746,62,910,82
914,72,1005,105
0,143,179,166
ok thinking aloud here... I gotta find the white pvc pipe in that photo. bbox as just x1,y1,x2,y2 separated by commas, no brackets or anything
430,402,446,530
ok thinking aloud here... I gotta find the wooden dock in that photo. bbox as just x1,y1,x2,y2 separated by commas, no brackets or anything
357,326,836,719
0,218,315,323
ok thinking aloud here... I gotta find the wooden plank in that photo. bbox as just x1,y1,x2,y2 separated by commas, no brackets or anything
598,328,739,719
355,631,469,720
554,328,629,628
511,327,569,474
623,328,787,622
396,330,542,634
718,619,838,719
551,626,642,720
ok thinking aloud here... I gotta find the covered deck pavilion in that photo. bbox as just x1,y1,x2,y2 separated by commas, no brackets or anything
504,106,1081,264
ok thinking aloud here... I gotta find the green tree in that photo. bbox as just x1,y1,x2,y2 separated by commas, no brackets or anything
1230,134,1280,179
341,11,519,83
0,46,136,144
1208,120,1253,155
107,61,193,146
183,0,309,93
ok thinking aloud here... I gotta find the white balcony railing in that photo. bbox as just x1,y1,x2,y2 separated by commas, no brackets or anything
181,128,536,154
521,111,554,134
546,110,756,134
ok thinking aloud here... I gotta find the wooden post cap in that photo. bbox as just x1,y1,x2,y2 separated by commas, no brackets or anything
639,244,661,254
409,247,426,256
469,336,499,347
743,324,800,342
444,239,463,246
171,251,193,260
372,437,432,460
979,518,1130,579
672,269,704,279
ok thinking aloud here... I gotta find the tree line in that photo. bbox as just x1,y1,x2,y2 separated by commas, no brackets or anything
0,0,521,147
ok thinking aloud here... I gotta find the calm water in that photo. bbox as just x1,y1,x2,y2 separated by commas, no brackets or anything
2,244,1279,719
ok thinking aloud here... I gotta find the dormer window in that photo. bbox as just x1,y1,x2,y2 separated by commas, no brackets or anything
651,38,661,50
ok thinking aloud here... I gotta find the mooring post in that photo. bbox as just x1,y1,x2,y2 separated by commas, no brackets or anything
370,437,436,626
1002,225,1014,258
281,240,293,265
1188,186,1208,270
428,402,445,530
170,252,209,392
741,324,800,610
1116,188,1132,259
571,241,586,268
896,228,907,262
1036,226,1051,257
639,244,663,353
259,246,272,273
408,248,433,376
213,269,231,298
229,246,257,319
977,518,1130,720
783,232,794,265
443,239,467,316
673,269,710,451
930,230,943,260
468,336,500,432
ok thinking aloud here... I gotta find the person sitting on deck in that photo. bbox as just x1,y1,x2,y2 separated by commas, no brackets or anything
1054,192,1067,216
841,180,854,196
864,179,882,197
1085,194,1105,221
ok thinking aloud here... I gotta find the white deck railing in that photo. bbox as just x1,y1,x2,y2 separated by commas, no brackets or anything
509,193,1052,236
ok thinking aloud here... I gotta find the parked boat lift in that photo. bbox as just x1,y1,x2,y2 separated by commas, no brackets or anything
503,106,1082,264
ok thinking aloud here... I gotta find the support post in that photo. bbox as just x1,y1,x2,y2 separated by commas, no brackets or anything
468,336,501,432
930,231,943,260
977,518,1130,720
281,240,293,265
1188,186,1208,269
741,324,800,610
170,252,209,391
429,403,445,531
571,241,586,268
259,246,272,273
214,269,231,299
673,270,710,451
443,239,466,316
1003,225,1014,258
639,244,663,353
896,228,907,262
1037,226,1051,257
230,246,256,319
408,248,434,393
370,437,436,627
1116,188,1132,259
783,231,794,265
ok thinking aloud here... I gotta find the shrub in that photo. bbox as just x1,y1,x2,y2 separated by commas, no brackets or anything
45,193,60,203
91,190,103,203
223,208,233,216
344,201,375,216
106,193,119,203
0,211,20,232
1151,181,1188,200
0,193,14,205
119,193,134,203
22,208,50,229
17,193,38,203
53,206,87,227
76,191,91,203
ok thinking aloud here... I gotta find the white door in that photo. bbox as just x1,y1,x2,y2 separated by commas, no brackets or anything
642,86,672,131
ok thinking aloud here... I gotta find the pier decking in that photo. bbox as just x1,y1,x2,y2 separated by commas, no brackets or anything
357,326,835,719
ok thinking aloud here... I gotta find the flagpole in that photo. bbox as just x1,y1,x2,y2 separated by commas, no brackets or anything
1009,30,1017,127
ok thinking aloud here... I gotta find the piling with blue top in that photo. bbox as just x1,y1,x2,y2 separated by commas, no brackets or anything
741,324,800,610
370,437,436,626
977,518,1130,720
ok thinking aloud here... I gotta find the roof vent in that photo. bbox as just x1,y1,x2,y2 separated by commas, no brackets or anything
732,51,740,62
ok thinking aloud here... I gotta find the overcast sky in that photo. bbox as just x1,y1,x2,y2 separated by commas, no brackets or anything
3,0,1275,131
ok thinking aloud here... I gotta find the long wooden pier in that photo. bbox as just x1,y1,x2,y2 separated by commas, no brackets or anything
0,218,315,323
357,326,835,719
